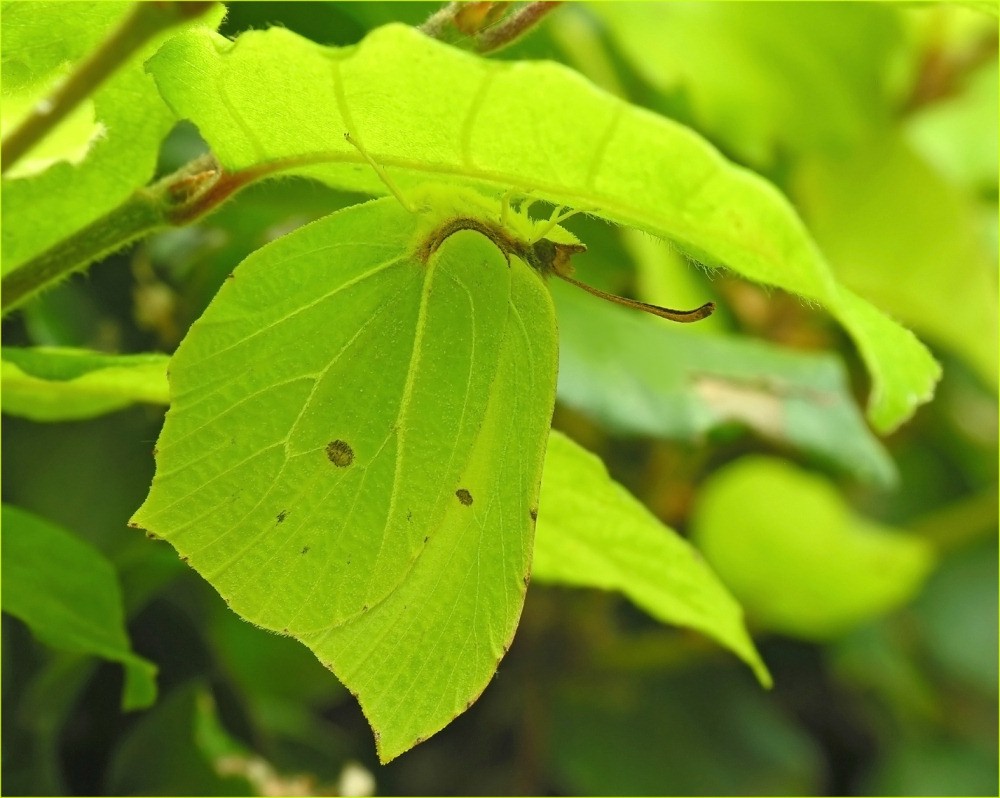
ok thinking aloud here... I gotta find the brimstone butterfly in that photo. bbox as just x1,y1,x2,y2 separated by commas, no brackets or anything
130,146,713,760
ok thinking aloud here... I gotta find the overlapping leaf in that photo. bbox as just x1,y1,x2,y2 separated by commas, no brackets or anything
533,432,771,686
551,282,896,486
0,1,225,274
145,22,940,431
1,347,169,421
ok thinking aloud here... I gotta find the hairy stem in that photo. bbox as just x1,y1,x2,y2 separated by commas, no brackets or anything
1,1,214,174
0,153,336,316
419,1,560,53
419,2,463,39
474,2,562,54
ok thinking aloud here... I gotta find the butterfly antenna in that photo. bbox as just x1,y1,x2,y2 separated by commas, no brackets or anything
343,132,418,214
556,270,715,323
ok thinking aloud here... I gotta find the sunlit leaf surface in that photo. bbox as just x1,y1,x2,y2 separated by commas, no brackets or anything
146,22,940,431
534,431,771,686
0,1,226,274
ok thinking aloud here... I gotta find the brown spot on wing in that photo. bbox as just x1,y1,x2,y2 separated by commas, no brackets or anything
326,439,354,467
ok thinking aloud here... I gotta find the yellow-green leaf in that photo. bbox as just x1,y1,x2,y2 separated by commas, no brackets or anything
1,347,170,421
534,431,770,686
145,22,940,432
691,457,936,639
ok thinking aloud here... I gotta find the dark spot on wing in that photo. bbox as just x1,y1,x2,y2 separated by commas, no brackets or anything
523,574,531,586
529,506,538,521
301,546,310,555
277,510,288,523
456,488,473,506
145,531,160,540
326,439,354,467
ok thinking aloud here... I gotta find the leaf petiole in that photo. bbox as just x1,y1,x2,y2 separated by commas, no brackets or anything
1,2,215,174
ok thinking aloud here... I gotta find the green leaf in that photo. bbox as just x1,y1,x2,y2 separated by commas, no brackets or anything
1,504,157,709
533,431,770,687
1,347,170,421
552,281,897,487
107,683,254,795
146,22,940,432
794,132,999,389
2,650,97,795
131,190,559,762
592,2,901,164
0,1,226,274
690,457,936,639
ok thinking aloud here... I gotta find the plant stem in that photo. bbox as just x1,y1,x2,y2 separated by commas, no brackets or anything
1,187,165,313
419,2,462,39
1,154,219,314
474,2,562,54
0,153,333,316
419,1,559,53
1,1,214,174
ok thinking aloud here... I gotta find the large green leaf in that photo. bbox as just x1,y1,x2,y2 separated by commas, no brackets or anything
533,431,770,686
551,281,897,486
794,132,998,389
0,1,225,274
131,191,559,761
690,457,936,639
592,2,901,165
145,22,940,432
1,504,157,709
1,347,169,421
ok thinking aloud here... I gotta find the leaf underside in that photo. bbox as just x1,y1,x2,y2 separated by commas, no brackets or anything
146,22,940,431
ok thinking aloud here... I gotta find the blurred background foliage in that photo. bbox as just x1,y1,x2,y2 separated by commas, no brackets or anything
2,2,997,795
